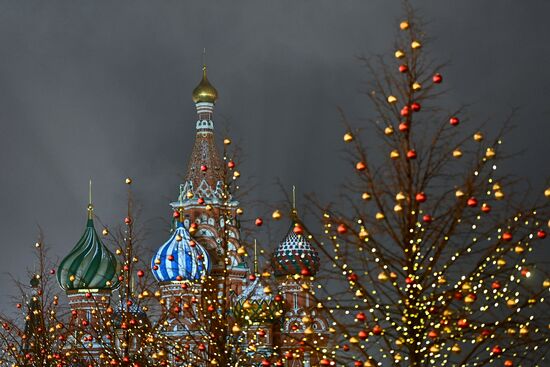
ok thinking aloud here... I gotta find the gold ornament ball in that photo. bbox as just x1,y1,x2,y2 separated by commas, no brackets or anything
384,126,394,135
359,227,369,240
272,209,282,220
125,177,132,185
102,228,109,236
223,138,231,145
453,149,463,158
412,82,422,91
387,95,398,103
400,21,409,30
474,132,484,142
544,187,550,198
395,50,405,59
361,192,371,200
411,41,422,49
343,132,354,143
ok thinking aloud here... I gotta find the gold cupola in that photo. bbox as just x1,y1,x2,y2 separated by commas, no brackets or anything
192,65,218,104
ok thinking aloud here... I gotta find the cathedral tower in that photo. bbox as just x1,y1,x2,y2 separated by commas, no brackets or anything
57,191,120,362
272,204,329,367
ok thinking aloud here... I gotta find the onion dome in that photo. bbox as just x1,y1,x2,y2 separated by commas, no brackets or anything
113,299,150,330
151,221,211,282
57,204,120,291
272,216,320,277
233,278,281,325
192,65,218,104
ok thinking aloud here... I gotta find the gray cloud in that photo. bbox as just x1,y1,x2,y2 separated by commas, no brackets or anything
0,1,549,308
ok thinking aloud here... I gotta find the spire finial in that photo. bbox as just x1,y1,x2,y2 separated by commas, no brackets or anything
253,239,258,275
192,49,218,104
87,179,94,219
292,185,296,210
291,185,298,219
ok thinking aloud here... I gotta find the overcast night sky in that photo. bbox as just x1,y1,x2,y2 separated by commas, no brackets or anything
0,1,549,308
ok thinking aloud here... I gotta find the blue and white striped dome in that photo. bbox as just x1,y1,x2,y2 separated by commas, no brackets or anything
151,222,211,282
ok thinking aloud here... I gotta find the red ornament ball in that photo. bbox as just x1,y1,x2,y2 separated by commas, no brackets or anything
137,270,145,278
467,197,478,207
227,161,235,169
411,102,421,112
372,325,383,335
449,117,460,126
407,150,417,159
400,105,410,117
415,192,427,203
399,122,409,132
481,203,491,213
255,217,263,226
537,230,547,239
356,161,367,171
422,214,432,223
337,223,348,234
200,165,208,172
432,73,443,84
399,64,409,73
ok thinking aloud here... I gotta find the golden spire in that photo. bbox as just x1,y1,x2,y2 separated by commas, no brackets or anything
192,49,218,104
87,179,94,220
253,239,258,275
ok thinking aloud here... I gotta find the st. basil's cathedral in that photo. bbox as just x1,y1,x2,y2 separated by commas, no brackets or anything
52,64,330,366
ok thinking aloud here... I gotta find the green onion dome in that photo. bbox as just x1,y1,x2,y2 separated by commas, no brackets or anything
57,205,120,291
233,278,281,325
272,221,320,277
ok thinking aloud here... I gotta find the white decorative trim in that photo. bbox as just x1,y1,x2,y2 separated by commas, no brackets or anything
196,119,214,130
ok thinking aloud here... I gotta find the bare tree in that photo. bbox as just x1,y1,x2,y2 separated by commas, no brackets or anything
302,4,550,367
